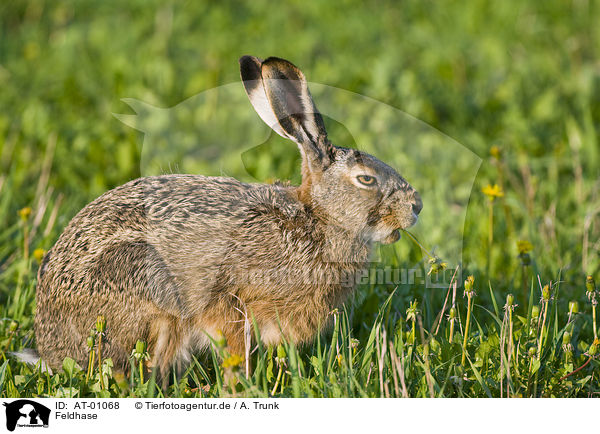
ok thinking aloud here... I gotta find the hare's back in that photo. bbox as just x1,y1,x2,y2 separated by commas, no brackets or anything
37,175,259,300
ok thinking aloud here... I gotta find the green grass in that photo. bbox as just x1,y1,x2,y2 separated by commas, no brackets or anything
1,0,599,397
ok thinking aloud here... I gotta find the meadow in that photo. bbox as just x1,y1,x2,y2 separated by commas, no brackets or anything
0,0,599,397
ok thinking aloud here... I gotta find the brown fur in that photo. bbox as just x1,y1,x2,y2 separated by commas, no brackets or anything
34,56,422,380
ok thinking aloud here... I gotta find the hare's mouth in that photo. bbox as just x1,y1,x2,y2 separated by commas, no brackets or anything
385,213,418,243
380,228,401,245
401,212,419,230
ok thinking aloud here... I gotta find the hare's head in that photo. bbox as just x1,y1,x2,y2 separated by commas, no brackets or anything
240,56,422,244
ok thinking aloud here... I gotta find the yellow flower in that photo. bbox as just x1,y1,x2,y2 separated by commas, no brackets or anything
516,240,533,255
490,145,502,159
33,248,46,263
18,207,32,221
214,330,227,349
222,353,244,369
482,184,504,200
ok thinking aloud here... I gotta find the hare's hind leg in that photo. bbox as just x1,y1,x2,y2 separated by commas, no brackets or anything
147,314,184,389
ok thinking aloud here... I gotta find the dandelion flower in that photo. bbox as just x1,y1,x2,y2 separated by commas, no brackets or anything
490,145,502,159
482,184,504,201
18,206,32,221
517,240,533,255
222,353,244,369
33,248,46,263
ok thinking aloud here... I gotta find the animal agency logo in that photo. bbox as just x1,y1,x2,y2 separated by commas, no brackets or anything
115,82,482,287
2,400,50,432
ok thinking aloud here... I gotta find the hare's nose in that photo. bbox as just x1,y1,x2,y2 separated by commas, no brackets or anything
411,192,423,215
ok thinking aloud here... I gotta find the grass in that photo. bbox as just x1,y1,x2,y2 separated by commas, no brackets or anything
0,0,599,397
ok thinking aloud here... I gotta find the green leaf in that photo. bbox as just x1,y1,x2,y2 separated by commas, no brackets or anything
62,357,81,377
576,375,592,387
360,289,396,374
488,282,500,319
465,353,492,398
14,375,26,386
310,356,322,378
0,359,9,393
55,386,79,398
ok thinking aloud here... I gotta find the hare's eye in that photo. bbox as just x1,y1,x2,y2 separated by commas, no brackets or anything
356,175,377,186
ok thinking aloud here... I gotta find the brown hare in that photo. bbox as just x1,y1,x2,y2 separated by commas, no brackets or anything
33,55,422,379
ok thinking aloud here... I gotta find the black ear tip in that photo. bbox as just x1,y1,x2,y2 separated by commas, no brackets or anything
239,56,263,82
263,56,298,69
239,55,255,64
239,55,263,67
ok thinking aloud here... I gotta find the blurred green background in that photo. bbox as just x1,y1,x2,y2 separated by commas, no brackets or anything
1,0,600,398
1,0,599,315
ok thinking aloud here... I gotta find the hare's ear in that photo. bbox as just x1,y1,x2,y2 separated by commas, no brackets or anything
239,55,333,172
239,56,289,139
